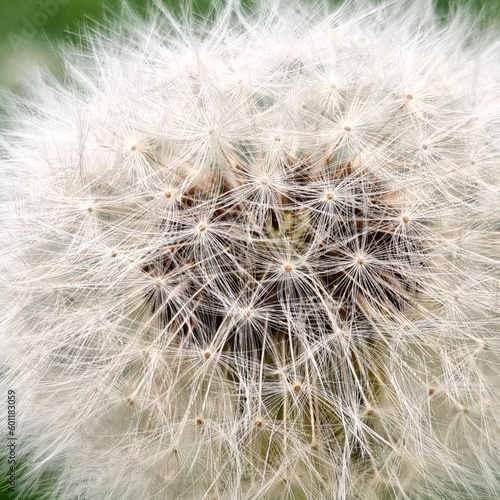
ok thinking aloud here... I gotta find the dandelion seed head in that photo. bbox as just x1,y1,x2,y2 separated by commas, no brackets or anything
1,0,500,499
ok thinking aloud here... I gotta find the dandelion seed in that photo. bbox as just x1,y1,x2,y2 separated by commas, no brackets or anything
356,256,366,266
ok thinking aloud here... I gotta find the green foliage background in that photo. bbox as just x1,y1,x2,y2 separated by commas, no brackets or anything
0,0,498,498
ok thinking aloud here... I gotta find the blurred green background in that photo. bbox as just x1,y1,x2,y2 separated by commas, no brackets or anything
0,0,206,90
0,0,498,498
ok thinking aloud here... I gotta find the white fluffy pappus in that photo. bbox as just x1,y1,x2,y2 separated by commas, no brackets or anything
1,0,500,498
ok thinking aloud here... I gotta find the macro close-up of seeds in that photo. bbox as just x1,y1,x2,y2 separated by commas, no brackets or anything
0,0,499,499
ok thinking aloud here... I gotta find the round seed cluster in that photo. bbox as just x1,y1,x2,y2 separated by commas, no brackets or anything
1,2,500,499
